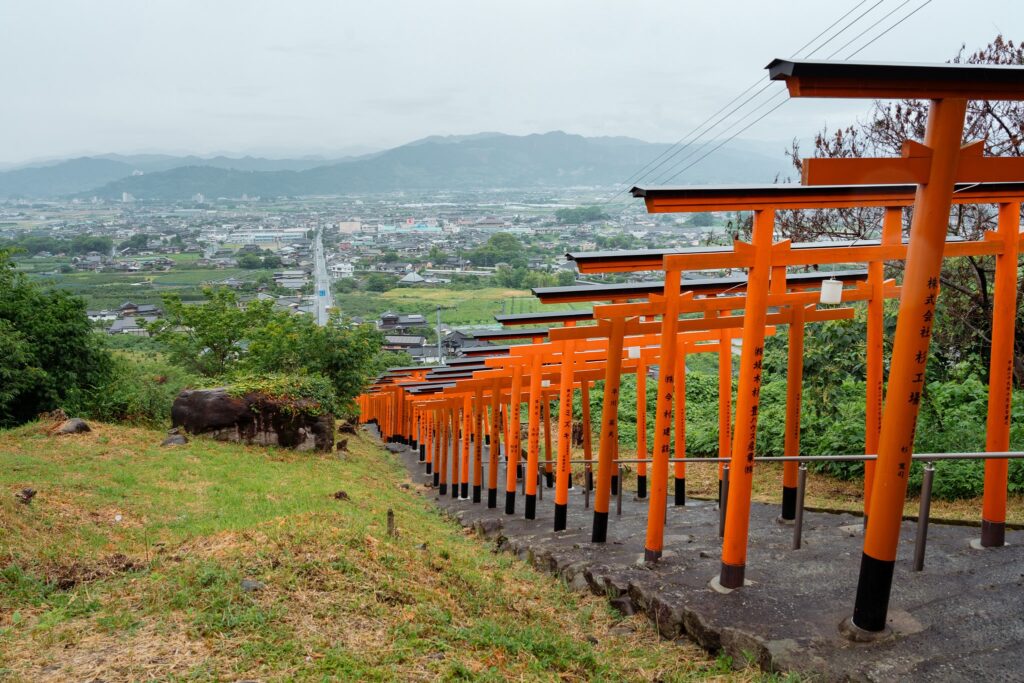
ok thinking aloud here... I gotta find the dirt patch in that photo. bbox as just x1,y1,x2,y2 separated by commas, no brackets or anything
7,621,213,683
44,553,145,590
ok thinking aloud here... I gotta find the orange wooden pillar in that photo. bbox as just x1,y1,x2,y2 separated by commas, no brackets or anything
592,317,626,542
643,268,681,560
780,302,804,521
438,406,449,496
864,207,902,519
459,394,471,499
554,341,577,531
450,402,460,500
543,396,554,488
504,365,523,514
581,380,594,490
673,344,687,505
719,208,774,588
473,388,484,503
717,325,732,505
981,200,1021,547
635,353,649,499
524,355,543,519
487,379,502,508
855,97,969,630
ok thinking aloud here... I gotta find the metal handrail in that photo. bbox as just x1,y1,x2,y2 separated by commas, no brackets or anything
567,451,1024,465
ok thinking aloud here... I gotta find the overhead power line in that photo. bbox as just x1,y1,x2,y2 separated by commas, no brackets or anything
599,0,888,205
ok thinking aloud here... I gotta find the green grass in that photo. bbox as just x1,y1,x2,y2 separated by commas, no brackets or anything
0,421,754,681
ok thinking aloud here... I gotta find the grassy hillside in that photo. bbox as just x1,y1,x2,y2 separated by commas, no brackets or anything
0,422,754,681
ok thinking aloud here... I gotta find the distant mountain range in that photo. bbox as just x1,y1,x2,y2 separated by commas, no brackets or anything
0,132,791,200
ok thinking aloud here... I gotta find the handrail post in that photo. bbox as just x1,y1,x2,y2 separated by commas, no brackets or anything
719,464,730,537
793,464,807,550
616,463,623,516
914,462,936,571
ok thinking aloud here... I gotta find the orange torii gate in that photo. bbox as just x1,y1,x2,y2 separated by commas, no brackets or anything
551,285,860,543
626,188,1023,596
772,59,1023,635
575,180,1024,535
607,58,1024,634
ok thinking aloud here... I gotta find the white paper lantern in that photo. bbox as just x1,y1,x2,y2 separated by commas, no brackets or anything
819,278,843,305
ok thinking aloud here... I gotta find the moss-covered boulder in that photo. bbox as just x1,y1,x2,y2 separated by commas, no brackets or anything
171,376,335,452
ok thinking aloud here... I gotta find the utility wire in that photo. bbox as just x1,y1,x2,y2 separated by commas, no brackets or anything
600,0,888,206
643,0,895,188
653,0,935,187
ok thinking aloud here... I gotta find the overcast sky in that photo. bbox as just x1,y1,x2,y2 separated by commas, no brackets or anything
1,0,1021,164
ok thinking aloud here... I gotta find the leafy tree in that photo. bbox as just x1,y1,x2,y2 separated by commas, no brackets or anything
365,273,397,292
468,232,527,268
236,252,265,269
688,212,715,227
147,288,275,376
557,269,577,286
554,206,608,224
119,233,150,251
69,234,113,255
0,250,111,426
241,315,385,416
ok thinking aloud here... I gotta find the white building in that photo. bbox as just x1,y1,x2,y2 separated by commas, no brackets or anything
329,262,355,279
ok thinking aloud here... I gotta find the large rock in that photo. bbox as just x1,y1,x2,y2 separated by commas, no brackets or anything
53,418,91,434
171,388,333,452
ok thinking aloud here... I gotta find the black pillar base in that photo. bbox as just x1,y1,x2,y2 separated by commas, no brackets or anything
674,477,686,506
720,561,745,590
451,483,458,499
554,503,567,532
852,552,895,632
516,464,523,479
439,483,447,495
717,479,723,507
411,439,418,450
505,491,516,515
636,475,647,499
487,488,497,508
781,485,797,521
460,482,469,499
472,484,481,504
425,462,432,475
432,471,439,487
610,475,619,496
485,435,490,445
586,470,594,491
592,510,609,543
981,519,1006,547
567,472,573,489
419,445,426,461
644,547,662,562
544,470,554,488
525,493,537,519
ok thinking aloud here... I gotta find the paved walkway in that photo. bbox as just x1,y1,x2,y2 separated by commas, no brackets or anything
382,432,1024,681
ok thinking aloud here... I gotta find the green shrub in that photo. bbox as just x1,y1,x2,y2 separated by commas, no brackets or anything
79,353,201,427
226,372,338,417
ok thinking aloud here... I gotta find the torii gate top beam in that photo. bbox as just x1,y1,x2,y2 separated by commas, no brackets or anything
629,181,1024,213
494,310,594,326
533,270,867,303
767,58,1024,100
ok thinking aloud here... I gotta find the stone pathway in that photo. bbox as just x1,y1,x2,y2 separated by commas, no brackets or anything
382,432,1024,681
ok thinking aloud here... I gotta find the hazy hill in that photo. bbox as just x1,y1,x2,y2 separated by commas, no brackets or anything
0,132,791,199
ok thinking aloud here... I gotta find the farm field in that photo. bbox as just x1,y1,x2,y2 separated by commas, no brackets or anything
336,286,583,327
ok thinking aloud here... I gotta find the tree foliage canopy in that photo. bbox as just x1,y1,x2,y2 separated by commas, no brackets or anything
0,250,111,426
